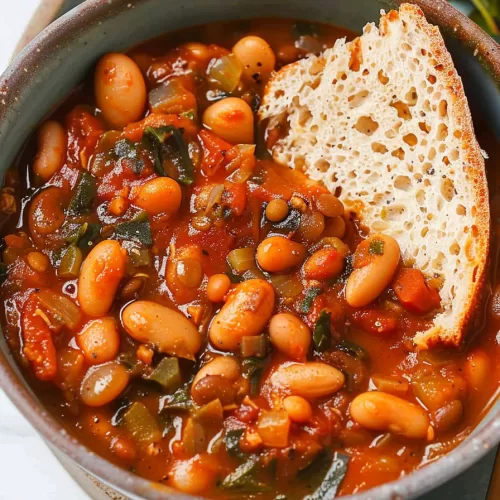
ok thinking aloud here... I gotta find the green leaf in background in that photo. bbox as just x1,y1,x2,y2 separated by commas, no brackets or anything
451,0,500,36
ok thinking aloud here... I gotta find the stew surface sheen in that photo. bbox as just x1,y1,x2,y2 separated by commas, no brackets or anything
0,18,499,499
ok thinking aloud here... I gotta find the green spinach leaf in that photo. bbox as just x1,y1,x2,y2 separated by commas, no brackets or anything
161,386,193,412
114,212,153,247
301,287,322,313
304,452,349,500
220,457,270,492
67,172,97,215
313,310,331,352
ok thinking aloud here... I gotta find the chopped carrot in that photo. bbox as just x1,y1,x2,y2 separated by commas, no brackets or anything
351,308,398,334
392,268,441,314
198,129,232,177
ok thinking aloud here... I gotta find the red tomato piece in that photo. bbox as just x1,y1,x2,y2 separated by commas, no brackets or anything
392,268,441,314
21,294,57,381
223,182,247,216
198,129,232,177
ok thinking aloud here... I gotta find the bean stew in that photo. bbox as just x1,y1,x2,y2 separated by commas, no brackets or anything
0,18,499,498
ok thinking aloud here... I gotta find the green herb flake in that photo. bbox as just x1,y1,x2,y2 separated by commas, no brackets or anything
369,239,385,255
161,386,193,412
313,310,331,352
242,357,268,396
220,457,271,492
224,428,246,458
336,340,366,360
304,452,350,500
301,287,322,313
143,125,194,185
67,172,97,215
114,212,153,247
113,138,145,174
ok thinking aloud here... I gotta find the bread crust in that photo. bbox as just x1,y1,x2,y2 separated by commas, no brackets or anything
260,3,490,348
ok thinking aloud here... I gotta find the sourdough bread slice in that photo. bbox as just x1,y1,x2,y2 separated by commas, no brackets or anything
259,4,489,348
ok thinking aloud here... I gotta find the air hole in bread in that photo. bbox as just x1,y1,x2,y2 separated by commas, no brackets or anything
454,130,462,139
354,116,379,135
402,42,412,52
438,99,448,117
432,251,445,271
428,147,436,160
440,178,455,201
294,156,306,170
405,87,418,105
391,148,405,160
309,58,325,76
443,156,450,166
371,142,388,154
403,133,418,147
349,38,362,71
383,204,407,221
314,159,330,172
427,74,437,84
348,90,370,107
449,148,459,161
391,101,412,120
419,121,431,133
274,90,285,99
421,227,429,237
378,69,389,84
416,190,426,205
449,242,460,255
394,175,412,190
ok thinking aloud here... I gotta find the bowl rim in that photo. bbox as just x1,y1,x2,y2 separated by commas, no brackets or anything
0,0,499,499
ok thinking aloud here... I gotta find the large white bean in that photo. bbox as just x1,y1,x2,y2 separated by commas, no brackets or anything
122,300,201,360
346,234,400,307
33,121,67,181
271,362,345,398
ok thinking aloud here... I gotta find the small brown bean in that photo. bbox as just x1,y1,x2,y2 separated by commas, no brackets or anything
324,216,346,239
80,362,129,407
191,375,237,406
176,258,203,288
26,251,50,273
256,236,306,272
207,274,231,302
266,199,289,222
303,245,348,280
297,211,325,242
232,36,276,81
316,194,344,218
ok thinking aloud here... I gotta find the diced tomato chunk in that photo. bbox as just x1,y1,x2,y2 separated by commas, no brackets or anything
223,182,247,216
392,268,441,314
351,308,398,335
21,295,57,381
198,129,233,177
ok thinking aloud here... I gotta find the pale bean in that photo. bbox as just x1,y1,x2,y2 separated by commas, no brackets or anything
266,199,289,222
166,245,204,304
269,313,311,361
78,240,126,317
346,234,400,307
94,53,147,128
33,121,67,181
169,458,216,495
271,362,345,398
202,97,254,144
209,279,275,351
350,391,431,440
232,36,276,81
283,395,313,423
80,362,129,407
122,300,201,360
77,317,120,365
316,193,344,218
256,236,306,272
192,356,240,387
206,273,231,302
133,177,182,216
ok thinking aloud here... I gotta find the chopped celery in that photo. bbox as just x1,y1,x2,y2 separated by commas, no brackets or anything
128,247,152,267
123,402,161,444
58,245,83,278
182,417,206,455
193,399,223,424
301,287,322,313
145,357,181,392
241,335,268,358
227,247,255,272
270,273,304,300
35,289,82,330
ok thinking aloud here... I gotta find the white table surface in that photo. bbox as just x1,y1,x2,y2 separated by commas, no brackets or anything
0,4,88,498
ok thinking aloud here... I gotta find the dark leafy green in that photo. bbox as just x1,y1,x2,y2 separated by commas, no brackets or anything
143,125,194,185
67,172,97,215
219,457,271,492
114,212,153,247
224,428,246,458
161,386,193,411
145,357,181,392
313,310,331,352
301,287,322,314
335,340,366,360
113,138,145,174
304,452,349,500
65,222,101,250
242,357,268,396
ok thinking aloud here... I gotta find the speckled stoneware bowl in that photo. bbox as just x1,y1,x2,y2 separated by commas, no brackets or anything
0,1,499,499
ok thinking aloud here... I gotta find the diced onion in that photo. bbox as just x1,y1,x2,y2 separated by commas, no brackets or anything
371,374,409,395
123,402,161,444
35,289,82,330
269,274,304,299
208,54,243,93
257,409,290,447
227,247,256,272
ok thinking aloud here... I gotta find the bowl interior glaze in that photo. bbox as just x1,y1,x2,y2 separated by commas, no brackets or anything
0,1,499,499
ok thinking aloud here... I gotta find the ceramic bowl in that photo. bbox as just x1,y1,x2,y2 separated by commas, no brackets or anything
0,1,499,498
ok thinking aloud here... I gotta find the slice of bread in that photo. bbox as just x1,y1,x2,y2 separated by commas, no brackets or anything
259,4,489,348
